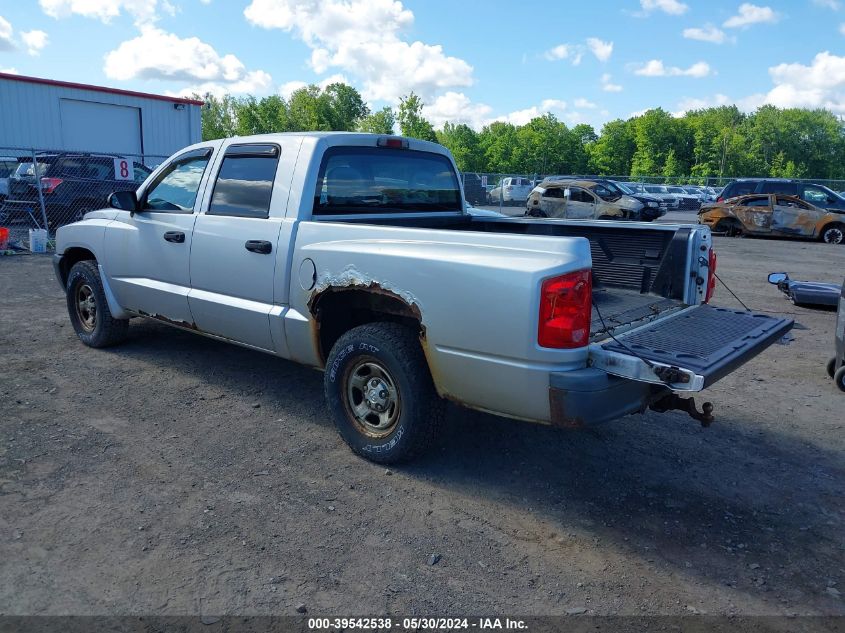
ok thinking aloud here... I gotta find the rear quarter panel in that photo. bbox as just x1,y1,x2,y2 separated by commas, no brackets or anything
285,221,593,422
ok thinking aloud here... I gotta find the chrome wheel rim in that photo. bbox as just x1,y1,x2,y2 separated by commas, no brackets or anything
344,359,400,438
75,283,97,332
824,227,843,244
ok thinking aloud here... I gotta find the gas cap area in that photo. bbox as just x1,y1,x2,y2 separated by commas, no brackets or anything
299,258,316,291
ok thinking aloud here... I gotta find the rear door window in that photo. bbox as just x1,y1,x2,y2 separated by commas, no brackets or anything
87,158,117,180
729,181,758,197
740,196,770,208
761,181,798,195
15,160,50,178
569,188,595,203
314,147,462,215
208,144,280,219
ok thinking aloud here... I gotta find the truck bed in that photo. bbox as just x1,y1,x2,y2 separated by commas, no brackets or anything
591,288,683,340
347,215,693,338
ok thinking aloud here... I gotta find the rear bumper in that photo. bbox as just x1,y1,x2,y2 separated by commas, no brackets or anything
548,368,669,428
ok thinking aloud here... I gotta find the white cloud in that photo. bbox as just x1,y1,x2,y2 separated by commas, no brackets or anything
104,26,272,95
586,37,613,62
423,91,493,129
672,93,733,116
545,39,610,64
496,99,569,126
574,97,597,109
21,30,48,55
759,51,845,112
640,0,689,15
543,44,572,61
0,15,16,51
279,73,350,99
723,3,779,28
1,67,19,74
39,0,165,25
633,59,712,77
840,22,845,34
670,51,845,116
813,0,840,9
243,0,472,103
683,25,728,43
601,73,623,92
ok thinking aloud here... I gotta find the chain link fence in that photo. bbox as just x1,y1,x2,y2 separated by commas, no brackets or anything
0,147,167,250
4,147,845,249
459,171,845,216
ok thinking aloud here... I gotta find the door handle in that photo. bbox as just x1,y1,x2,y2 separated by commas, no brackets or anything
163,231,185,243
245,240,272,254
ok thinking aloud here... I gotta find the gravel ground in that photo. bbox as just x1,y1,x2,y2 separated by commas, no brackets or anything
0,234,844,618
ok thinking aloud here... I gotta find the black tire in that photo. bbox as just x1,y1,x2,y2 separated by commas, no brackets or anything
66,260,129,348
827,357,838,379
819,223,844,244
717,219,742,237
324,322,444,464
834,366,845,393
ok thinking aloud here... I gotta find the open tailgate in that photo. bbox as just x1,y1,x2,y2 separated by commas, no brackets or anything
589,305,793,391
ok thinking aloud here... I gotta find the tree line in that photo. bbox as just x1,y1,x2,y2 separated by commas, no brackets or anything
199,83,845,182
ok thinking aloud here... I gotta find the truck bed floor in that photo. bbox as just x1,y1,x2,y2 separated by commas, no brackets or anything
591,288,683,340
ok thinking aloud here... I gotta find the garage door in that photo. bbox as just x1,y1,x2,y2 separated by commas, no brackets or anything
60,99,142,155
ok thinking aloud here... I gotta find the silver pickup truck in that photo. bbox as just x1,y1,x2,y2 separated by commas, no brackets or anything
54,133,792,463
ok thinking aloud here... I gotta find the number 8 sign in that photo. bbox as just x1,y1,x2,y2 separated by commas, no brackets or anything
113,158,134,181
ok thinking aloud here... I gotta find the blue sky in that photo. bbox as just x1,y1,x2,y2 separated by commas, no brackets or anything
1,0,844,130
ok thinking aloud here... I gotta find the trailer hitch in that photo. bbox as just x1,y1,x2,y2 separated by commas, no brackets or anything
650,394,715,427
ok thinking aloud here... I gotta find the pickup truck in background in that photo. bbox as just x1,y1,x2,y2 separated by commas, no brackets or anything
53,133,793,463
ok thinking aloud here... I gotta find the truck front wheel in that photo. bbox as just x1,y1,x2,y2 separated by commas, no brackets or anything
66,260,129,348
324,322,444,464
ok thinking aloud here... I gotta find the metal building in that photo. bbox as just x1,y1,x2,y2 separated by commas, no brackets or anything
0,72,202,157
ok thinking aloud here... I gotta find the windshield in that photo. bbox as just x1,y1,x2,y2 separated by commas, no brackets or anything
314,147,462,215
667,186,686,194
613,181,635,194
593,183,621,201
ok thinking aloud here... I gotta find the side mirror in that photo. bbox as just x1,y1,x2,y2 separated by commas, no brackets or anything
767,272,788,285
108,190,139,213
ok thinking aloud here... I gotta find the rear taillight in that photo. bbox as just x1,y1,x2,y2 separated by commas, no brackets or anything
716,196,723,202
704,249,717,303
40,177,63,194
538,269,592,348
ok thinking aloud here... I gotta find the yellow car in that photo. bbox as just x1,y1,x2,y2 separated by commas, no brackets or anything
698,194,844,244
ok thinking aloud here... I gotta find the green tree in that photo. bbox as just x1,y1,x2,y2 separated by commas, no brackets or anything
357,106,396,134
588,119,635,175
321,83,369,131
436,122,483,171
397,92,437,142
200,93,237,140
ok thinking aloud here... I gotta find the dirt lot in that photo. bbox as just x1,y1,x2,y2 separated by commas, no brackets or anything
1,235,844,618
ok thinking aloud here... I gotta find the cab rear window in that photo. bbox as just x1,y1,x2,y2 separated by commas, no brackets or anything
313,147,461,215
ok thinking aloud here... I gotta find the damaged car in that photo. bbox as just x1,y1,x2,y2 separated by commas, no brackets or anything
698,194,845,244
525,179,663,221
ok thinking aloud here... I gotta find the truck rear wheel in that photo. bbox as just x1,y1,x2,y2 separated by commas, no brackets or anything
66,260,129,348
324,322,444,464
